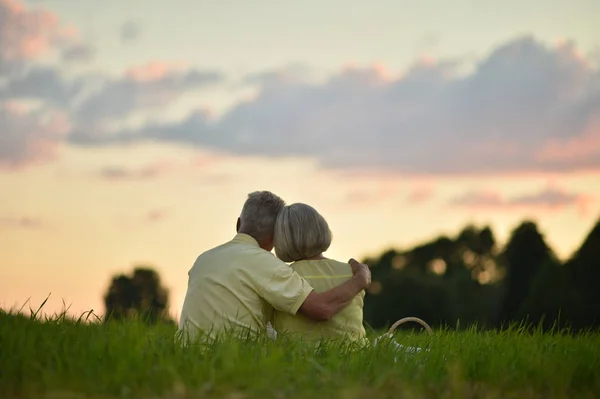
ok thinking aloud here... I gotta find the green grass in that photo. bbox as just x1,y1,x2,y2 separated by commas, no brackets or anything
1,309,600,399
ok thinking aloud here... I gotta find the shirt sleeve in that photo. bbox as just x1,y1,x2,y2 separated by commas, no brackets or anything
258,260,314,315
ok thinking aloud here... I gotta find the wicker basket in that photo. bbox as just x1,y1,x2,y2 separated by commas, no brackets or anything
387,317,433,336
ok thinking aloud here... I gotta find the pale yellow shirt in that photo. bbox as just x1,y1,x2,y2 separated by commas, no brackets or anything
177,233,314,342
272,258,367,343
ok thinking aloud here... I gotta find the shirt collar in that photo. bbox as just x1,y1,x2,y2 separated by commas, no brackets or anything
233,232,260,247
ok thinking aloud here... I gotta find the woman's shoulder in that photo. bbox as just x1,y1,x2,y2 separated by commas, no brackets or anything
293,258,351,271
327,259,353,270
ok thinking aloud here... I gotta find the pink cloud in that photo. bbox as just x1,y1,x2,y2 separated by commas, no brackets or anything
98,161,176,181
535,122,600,166
0,215,44,229
0,0,77,67
145,209,168,222
406,186,434,204
191,152,226,169
449,190,504,207
0,102,68,170
97,153,228,182
125,61,189,82
198,173,235,185
344,183,397,205
449,186,594,216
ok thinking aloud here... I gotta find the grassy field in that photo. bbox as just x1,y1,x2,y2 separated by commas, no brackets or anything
1,309,600,399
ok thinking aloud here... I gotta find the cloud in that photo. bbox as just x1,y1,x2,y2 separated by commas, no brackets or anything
406,186,434,204
509,187,587,207
145,209,167,222
449,190,504,207
61,43,95,63
68,62,222,142
0,102,69,169
97,161,174,181
2,16,600,179
120,21,140,42
0,215,44,229
0,67,85,104
242,63,315,87
1,61,222,154
70,108,214,146
0,0,75,73
197,173,235,185
0,0,87,168
449,186,593,213
0,0,225,170
77,36,600,176
343,183,397,206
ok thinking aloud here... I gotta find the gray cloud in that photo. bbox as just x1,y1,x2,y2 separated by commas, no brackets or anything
61,43,95,63
70,36,600,175
69,109,214,146
3,14,600,178
72,66,222,128
0,67,85,104
0,61,222,159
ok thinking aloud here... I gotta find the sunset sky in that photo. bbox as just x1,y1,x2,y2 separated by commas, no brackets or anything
1,0,599,319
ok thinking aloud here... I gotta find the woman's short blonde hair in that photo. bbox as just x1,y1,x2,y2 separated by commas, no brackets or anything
274,203,332,263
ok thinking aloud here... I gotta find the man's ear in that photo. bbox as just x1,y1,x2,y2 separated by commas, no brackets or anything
236,217,241,232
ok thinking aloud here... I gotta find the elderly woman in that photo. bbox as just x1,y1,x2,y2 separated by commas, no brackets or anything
271,203,368,343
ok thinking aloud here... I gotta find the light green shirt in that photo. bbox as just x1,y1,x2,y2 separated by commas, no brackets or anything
178,233,314,342
272,258,367,343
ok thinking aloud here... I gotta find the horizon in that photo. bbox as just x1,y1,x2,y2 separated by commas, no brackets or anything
3,214,598,321
1,0,599,319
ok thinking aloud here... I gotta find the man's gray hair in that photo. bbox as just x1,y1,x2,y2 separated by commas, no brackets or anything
274,203,332,263
240,191,286,242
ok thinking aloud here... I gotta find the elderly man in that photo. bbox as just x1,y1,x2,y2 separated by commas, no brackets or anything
177,191,371,342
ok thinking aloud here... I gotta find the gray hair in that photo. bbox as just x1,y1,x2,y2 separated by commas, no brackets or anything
274,203,332,262
240,191,286,242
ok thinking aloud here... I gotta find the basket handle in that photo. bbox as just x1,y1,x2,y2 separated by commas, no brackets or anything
387,317,433,336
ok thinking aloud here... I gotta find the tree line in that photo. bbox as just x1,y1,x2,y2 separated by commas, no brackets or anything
363,218,600,332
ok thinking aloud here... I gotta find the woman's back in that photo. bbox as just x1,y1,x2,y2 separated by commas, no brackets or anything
272,258,367,342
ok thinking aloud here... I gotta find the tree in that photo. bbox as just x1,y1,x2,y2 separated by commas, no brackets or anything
497,221,557,327
103,266,171,324
363,225,502,331
566,219,600,330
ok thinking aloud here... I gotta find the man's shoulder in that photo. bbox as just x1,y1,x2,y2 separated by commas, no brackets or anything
244,247,285,269
194,239,284,270
194,241,232,260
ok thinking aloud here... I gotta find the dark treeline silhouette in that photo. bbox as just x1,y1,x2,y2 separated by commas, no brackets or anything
363,218,600,333
103,266,174,324
103,218,600,332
